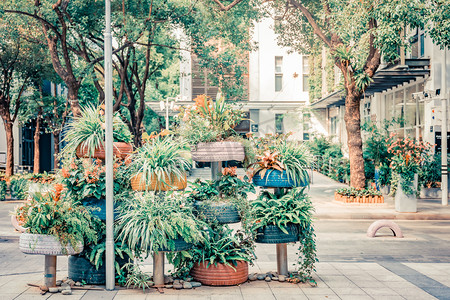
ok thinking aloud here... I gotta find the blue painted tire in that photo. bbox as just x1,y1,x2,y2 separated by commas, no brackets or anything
193,201,241,224
252,170,307,188
255,224,300,244
81,198,118,221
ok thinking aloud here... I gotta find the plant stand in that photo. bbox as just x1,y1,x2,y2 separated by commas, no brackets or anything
153,252,165,292
211,161,222,181
44,255,57,287
276,243,288,276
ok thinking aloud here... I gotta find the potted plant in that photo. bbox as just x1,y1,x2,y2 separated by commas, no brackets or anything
189,167,254,224
15,186,101,256
250,187,317,282
334,187,383,203
387,134,431,212
176,95,246,162
0,177,6,201
419,153,442,198
249,140,311,188
60,157,131,220
10,174,29,200
115,191,205,256
129,136,191,192
63,105,133,159
170,225,254,286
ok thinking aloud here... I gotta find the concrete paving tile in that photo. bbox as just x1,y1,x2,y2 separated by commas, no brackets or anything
171,295,211,300
240,287,272,295
266,282,300,288
145,295,179,300
361,287,399,296
347,280,387,288
242,294,275,300
305,295,341,300
210,295,243,300
370,296,405,300
47,294,85,300
273,295,308,300
14,294,51,300
301,287,336,295
243,281,270,288
395,293,438,300
331,287,366,295
0,294,19,300
338,295,373,300
115,288,149,295
382,281,417,289
270,287,303,295
80,290,118,299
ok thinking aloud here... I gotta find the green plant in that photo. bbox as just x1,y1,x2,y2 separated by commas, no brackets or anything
122,261,153,291
168,224,255,279
61,157,131,201
62,105,133,157
0,179,6,200
14,186,102,252
335,187,382,197
187,179,219,202
250,188,317,283
420,153,442,188
249,141,311,187
214,167,255,198
10,176,29,200
130,136,191,190
115,192,205,256
176,94,245,145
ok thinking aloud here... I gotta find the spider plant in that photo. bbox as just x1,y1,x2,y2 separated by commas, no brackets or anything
249,141,312,186
130,136,191,190
115,192,205,256
62,105,133,157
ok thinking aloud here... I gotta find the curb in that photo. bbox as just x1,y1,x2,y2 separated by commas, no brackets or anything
315,213,450,220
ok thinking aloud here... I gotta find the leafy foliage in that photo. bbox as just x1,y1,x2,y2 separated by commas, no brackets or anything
0,179,6,200
129,136,191,191
335,187,382,197
10,177,29,200
115,192,205,256
15,187,102,251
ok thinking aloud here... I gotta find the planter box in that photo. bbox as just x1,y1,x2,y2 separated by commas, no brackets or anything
19,233,83,256
191,260,248,286
334,193,384,204
130,173,187,191
193,201,241,224
76,142,133,160
191,142,245,162
252,169,308,188
395,176,418,213
420,188,442,199
81,198,119,221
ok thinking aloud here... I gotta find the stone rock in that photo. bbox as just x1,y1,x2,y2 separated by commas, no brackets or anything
66,279,75,286
183,282,192,289
191,281,202,288
265,276,271,282
39,285,49,292
248,273,258,281
185,277,193,282
164,285,173,289
257,274,266,280
272,276,279,281
61,282,70,288
164,276,174,284
55,280,62,286
75,282,81,287
61,290,72,295
173,280,180,285
48,287,59,293
278,275,286,282
266,273,273,279
173,283,183,290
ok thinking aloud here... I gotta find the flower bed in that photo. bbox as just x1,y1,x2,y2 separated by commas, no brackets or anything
335,187,384,204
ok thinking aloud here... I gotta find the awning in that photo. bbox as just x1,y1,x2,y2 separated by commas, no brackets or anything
310,58,430,109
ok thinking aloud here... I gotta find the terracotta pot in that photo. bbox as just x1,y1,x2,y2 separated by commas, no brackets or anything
76,142,133,160
191,260,248,286
130,173,187,191
191,142,245,162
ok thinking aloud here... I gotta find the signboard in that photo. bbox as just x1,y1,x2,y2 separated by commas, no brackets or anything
251,124,259,133
435,132,450,152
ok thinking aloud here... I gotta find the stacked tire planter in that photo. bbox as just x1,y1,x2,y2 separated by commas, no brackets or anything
252,169,307,276
67,143,133,285
189,141,249,286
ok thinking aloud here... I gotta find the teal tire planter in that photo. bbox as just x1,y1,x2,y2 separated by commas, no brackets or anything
193,201,241,224
81,198,119,221
158,237,193,252
252,170,308,188
255,224,300,244
68,255,130,285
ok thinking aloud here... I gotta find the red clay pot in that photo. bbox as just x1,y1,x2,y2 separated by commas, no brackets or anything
190,260,248,286
76,142,132,160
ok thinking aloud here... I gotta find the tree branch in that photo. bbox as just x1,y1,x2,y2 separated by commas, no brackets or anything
211,0,244,11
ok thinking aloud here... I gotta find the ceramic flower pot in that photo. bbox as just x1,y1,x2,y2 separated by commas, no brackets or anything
191,142,245,162
395,175,418,213
76,142,133,160
19,233,83,256
193,201,241,224
190,260,248,286
252,169,308,188
130,173,187,191
255,223,300,244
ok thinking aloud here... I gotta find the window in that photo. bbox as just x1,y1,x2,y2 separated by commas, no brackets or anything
411,29,419,58
275,56,283,92
302,56,309,92
420,33,425,57
275,114,284,134
330,116,338,135
363,101,371,123
303,113,311,140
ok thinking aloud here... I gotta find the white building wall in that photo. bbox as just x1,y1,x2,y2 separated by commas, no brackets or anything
0,120,21,167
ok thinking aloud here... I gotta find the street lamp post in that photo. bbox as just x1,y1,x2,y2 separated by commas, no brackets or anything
442,48,448,206
104,0,115,291
160,96,182,129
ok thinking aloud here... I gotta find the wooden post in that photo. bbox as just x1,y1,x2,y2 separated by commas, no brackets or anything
44,255,57,287
153,252,165,286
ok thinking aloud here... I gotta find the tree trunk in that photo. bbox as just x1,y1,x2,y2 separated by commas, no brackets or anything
4,121,14,177
68,86,81,117
344,91,366,189
33,109,42,174
53,132,60,169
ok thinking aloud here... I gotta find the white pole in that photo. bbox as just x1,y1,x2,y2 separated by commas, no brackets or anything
104,0,115,290
166,97,169,129
442,47,448,206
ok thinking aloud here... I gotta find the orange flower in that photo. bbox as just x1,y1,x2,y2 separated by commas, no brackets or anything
61,168,70,178
222,166,237,176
